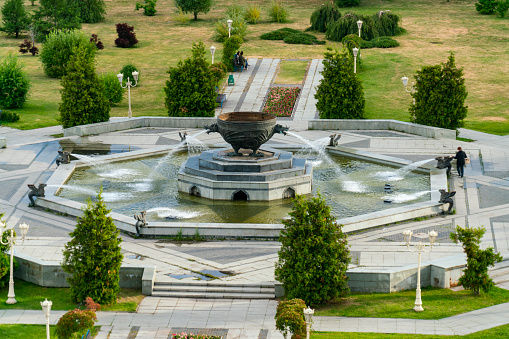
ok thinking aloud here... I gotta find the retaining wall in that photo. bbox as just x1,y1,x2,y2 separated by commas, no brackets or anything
0,137,5,148
308,119,456,139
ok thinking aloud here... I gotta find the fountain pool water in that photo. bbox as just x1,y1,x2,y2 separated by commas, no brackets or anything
57,150,430,224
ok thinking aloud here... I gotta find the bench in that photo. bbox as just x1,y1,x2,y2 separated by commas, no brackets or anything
81,329,91,339
216,94,226,108
233,55,243,72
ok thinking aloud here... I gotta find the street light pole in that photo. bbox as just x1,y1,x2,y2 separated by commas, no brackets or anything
357,20,363,38
402,229,438,312
117,71,139,119
210,45,216,64
401,76,417,121
352,47,359,74
303,307,314,339
0,221,29,304
41,298,52,339
227,19,233,38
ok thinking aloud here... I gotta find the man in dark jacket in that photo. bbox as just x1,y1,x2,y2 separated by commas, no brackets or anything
454,146,467,178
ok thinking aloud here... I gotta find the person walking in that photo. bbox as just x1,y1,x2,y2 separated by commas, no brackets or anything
454,146,467,178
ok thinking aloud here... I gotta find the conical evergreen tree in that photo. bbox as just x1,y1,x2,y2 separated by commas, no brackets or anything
62,190,123,304
0,0,29,38
59,43,110,128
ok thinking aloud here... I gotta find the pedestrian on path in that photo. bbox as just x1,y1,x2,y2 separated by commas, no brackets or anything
454,146,468,178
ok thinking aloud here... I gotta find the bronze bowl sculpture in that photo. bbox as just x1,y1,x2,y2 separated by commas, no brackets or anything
205,112,289,156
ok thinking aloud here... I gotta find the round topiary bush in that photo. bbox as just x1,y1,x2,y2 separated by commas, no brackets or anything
100,72,125,105
119,63,140,86
0,54,30,109
261,28,300,40
370,36,399,48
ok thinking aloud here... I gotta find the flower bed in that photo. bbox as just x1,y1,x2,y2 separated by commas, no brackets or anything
262,86,300,117
172,333,222,339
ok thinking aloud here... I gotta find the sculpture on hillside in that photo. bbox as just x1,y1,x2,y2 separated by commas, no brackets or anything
436,156,453,177
439,189,456,214
56,151,71,167
27,183,47,207
134,211,147,236
329,134,341,147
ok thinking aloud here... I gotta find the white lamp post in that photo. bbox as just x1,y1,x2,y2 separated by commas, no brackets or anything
227,19,233,38
0,221,29,304
401,76,417,121
41,298,52,339
303,307,314,339
117,71,139,119
357,20,363,38
210,45,216,64
352,47,359,74
402,229,438,312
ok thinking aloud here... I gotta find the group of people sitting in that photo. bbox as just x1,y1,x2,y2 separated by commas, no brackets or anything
234,51,249,70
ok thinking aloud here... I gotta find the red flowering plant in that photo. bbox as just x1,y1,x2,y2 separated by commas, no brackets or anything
172,333,222,339
262,86,301,117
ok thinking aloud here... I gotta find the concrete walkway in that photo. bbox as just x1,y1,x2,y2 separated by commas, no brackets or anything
1,59,509,338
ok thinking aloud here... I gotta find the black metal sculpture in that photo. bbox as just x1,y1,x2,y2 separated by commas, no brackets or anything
134,211,147,236
27,183,47,207
56,151,71,167
436,156,453,177
439,189,456,214
205,112,289,157
329,134,341,147
179,131,187,142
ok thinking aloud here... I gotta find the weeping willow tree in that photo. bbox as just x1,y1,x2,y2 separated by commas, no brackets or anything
310,1,341,33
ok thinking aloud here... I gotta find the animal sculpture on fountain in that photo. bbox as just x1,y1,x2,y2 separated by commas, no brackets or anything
435,156,453,177
134,211,147,236
179,131,187,142
55,151,71,167
329,134,341,147
27,183,47,207
439,189,456,214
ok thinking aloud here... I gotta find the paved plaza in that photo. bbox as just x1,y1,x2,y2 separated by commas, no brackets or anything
1,59,509,338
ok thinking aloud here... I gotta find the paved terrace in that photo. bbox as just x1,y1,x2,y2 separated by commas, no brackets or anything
1,59,509,338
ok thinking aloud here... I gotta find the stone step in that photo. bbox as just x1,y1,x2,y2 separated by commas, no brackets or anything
154,280,274,288
153,285,274,294
151,290,275,299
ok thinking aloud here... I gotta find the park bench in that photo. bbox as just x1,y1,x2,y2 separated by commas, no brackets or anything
215,87,226,107
81,329,91,339
233,55,243,72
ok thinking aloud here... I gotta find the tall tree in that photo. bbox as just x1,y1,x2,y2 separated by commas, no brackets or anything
451,226,502,295
164,41,215,117
410,53,468,130
275,194,351,306
76,0,106,23
315,48,365,119
174,0,213,20
31,0,81,41
62,190,123,304
59,43,110,128
0,0,29,38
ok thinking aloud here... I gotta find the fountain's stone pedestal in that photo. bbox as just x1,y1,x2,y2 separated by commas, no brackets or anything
178,147,312,201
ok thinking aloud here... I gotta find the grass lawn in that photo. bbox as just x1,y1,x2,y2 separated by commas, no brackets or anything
0,325,99,338
314,286,509,320
274,60,309,84
0,0,508,134
313,322,509,338
0,279,143,312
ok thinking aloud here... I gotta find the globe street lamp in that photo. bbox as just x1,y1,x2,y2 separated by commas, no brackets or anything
401,76,417,121
352,47,359,74
0,221,29,304
402,229,438,312
227,19,233,38
117,71,139,119
303,307,314,339
210,45,216,64
41,298,52,339
357,20,363,38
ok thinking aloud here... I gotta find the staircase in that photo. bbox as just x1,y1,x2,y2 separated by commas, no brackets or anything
490,260,509,285
152,281,275,299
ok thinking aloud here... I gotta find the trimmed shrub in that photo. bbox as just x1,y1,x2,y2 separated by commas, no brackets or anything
275,194,351,306
119,63,140,87
136,0,157,16
19,40,39,56
0,110,20,122
214,15,247,42
268,0,289,23
275,299,307,339
335,0,360,7
315,48,365,119
283,32,326,45
245,4,261,24
476,0,498,14
59,44,110,129
115,23,139,48
496,0,509,17
55,298,99,339
76,0,106,23
0,54,30,109
410,53,468,130
261,28,301,40
90,34,104,50
370,36,399,48
0,0,30,38
40,30,96,78
310,2,342,32
164,42,216,117
222,36,243,72
341,33,363,51
210,61,227,86
62,191,122,304
100,72,125,105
